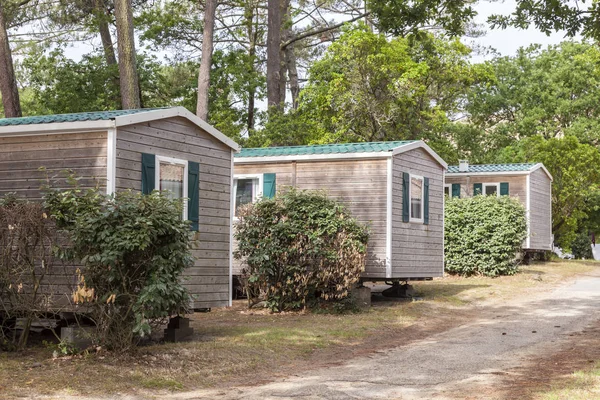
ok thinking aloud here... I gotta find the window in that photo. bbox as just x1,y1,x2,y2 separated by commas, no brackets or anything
155,156,188,219
483,183,500,197
233,174,263,217
410,175,424,222
444,184,451,197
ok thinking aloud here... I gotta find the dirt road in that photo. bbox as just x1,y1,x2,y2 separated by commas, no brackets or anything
171,272,600,400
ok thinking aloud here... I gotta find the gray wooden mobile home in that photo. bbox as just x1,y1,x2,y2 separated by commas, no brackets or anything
445,161,553,252
233,141,448,282
0,107,239,309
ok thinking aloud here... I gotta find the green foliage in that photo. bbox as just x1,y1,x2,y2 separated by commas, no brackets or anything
466,42,600,148
497,136,600,249
44,188,192,351
234,189,369,312
571,233,594,260
295,27,479,152
369,0,476,37
445,196,528,277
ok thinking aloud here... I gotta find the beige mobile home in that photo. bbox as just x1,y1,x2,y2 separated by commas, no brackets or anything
0,107,239,309
233,141,448,286
445,161,553,252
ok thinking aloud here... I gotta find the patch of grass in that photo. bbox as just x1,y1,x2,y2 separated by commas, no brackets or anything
536,362,600,399
0,260,597,399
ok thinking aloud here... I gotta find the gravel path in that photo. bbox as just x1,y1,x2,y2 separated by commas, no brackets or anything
170,273,600,400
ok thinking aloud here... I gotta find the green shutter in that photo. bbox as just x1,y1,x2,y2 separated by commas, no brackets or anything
402,172,410,223
263,173,276,198
500,182,509,196
141,153,155,194
473,183,482,196
424,177,429,225
451,183,461,198
188,162,200,231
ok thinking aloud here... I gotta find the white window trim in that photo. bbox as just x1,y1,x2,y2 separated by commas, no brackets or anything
482,182,500,197
444,184,451,197
155,155,189,220
233,173,264,219
409,174,425,223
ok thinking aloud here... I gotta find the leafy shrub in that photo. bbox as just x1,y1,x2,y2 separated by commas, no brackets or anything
45,188,192,351
571,233,594,259
234,189,369,312
445,195,527,276
0,194,66,350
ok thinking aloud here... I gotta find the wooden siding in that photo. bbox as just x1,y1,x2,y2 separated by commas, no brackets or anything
529,169,553,250
115,116,232,309
391,148,444,278
444,175,527,201
0,131,108,199
233,159,389,278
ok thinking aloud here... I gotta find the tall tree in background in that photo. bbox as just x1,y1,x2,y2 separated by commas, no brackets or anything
114,0,140,109
197,0,216,120
0,0,22,117
266,0,283,109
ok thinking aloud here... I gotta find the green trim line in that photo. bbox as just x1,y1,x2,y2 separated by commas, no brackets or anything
0,108,168,126
236,141,417,158
447,163,538,173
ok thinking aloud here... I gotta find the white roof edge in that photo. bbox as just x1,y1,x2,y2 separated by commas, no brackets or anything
446,171,531,177
391,140,448,170
235,151,392,164
530,163,554,182
115,107,240,151
0,120,115,136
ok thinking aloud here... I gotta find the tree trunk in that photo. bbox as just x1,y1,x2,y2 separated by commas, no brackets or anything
285,42,299,109
278,0,291,107
114,0,140,109
0,0,21,118
95,0,117,66
197,0,217,120
266,0,282,109
246,3,256,131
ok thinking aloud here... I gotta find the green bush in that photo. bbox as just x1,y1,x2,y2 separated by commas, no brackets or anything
445,195,527,276
234,189,369,312
45,188,192,351
571,233,594,259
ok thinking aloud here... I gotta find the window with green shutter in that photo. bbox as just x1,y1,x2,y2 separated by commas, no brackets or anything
263,173,276,198
141,153,156,195
188,162,200,231
451,183,461,198
402,172,410,222
500,182,509,196
473,183,482,196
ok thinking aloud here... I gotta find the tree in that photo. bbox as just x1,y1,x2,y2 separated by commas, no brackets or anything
465,42,600,149
295,27,479,157
114,0,140,109
196,0,217,120
496,136,600,249
488,0,600,41
0,0,22,117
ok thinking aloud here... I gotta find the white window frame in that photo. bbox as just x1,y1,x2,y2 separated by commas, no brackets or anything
233,173,263,218
483,182,500,198
444,184,451,197
409,174,425,223
155,155,189,220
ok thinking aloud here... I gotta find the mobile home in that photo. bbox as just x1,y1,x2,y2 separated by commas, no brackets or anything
233,141,448,286
445,161,553,252
0,107,239,309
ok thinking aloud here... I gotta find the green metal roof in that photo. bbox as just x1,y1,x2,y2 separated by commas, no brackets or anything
0,108,167,126
447,163,538,173
236,141,417,157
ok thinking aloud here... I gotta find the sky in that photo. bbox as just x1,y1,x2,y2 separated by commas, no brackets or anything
470,0,576,62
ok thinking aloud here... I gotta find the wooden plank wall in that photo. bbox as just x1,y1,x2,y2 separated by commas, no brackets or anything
0,131,108,199
529,169,552,250
233,159,389,278
445,175,527,200
115,116,232,309
391,148,444,278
